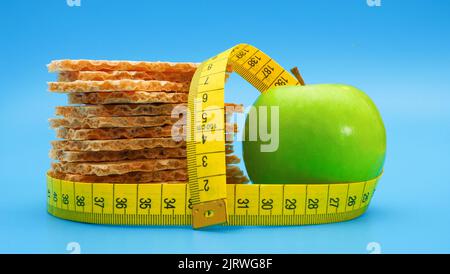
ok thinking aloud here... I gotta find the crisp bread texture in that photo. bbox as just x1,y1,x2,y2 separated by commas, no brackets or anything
226,176,250,184
48,80,189,93
226,165,245,177
49,116,177,129
55,103,243,118
52,159,187,176
50,149,240,163
56,126,174,140
55,104,180,118
59,71,194,83
46,59,247,184
225,144,234,154
47,60,199,73
55,124,237,140
50,148,187,162
68,91,188,104
51,138,185,151
48,169,188,183
226,155,240,165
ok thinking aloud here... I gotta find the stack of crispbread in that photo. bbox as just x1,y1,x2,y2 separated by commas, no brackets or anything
47,60,248,185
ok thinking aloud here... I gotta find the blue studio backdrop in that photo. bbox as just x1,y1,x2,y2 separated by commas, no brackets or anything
0,0,449,253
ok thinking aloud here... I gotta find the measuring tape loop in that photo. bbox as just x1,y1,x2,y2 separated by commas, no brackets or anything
47,174,379,226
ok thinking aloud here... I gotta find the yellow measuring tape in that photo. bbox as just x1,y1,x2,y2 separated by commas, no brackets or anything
47,174,379,226
47,44,381,228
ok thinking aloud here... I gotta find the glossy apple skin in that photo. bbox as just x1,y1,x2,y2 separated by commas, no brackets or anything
243,84,386,184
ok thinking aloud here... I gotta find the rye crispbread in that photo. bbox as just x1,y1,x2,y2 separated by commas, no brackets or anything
68,91,188,104
49,80,189,93
48,60,199,73
50,149,240,163
49,116,176,129
52,159,187,176
56,126,173,140
51,159,244,177
59,71,194,83
55,124,237,140
55,104,180,118
47,58,248,185
50,148,186,162
51,138,185,152
55,103,243,118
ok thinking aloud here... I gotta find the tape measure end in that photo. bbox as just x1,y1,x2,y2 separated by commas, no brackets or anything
192,199,228,229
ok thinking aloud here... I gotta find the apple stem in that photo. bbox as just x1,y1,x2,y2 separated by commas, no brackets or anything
290,67,305,85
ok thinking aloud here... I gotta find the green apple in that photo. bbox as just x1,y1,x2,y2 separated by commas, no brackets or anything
242,84,386,184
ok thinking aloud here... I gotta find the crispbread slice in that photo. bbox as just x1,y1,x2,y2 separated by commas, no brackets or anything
56,126,173,140
50,149,241,163
48,169,188,183
52,138,184,151
47,60,199,73
226,165,245,177
58,71,194,83
68,91,188,104
224,103,245,114
49,116,176,129
55,104,180,118
55,123,237,140
50,164,246,180
227,176,250,184
48,80,189,93
226,155,240,165
52,159,187,176
50,148,187,162
225,144,234,154
55,103,243,118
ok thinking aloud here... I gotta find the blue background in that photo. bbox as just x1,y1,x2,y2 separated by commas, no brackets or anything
0,0,449,254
